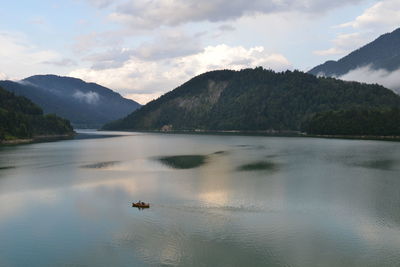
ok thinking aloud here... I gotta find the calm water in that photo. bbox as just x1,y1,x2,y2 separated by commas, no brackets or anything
1,131,400,266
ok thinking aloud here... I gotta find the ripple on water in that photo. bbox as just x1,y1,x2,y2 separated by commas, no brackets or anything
158,204,265,215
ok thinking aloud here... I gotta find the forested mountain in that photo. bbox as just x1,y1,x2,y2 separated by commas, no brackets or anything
303,108,400,136
309,27,400,76
0,86,73,141
0,75,141,128
103,68,400,132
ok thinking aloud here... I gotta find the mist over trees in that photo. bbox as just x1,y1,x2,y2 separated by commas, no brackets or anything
0,75,141,128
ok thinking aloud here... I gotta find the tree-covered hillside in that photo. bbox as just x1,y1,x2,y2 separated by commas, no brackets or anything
303,108,400,136
103,68,400,132
0,86,74,141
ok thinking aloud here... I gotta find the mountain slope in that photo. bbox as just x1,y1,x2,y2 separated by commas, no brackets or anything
103,68,400,132
0,75,141,128
309,27,400,76
0,86,73,141
304,107,400,136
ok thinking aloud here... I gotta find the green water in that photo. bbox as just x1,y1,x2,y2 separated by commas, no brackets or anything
1,131,400,266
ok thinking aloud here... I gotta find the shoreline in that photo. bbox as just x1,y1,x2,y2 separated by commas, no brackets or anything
0,133,76,146
102,129,400,142
101,129,302,137
304,134,400,142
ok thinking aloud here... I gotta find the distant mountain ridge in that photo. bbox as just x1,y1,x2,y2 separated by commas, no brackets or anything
0,75,141,128
103,68,400,132
309,27,400,76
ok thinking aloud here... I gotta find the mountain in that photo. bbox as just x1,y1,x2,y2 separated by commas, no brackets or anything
304,107,400,136
0,75,141,128
0,86,73,141
102,68,400,132
309,27,400,76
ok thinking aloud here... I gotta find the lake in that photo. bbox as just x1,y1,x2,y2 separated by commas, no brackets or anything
1,131,400,266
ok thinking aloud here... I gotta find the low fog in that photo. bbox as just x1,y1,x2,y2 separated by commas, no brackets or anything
339,65,400,94
73,90,100,105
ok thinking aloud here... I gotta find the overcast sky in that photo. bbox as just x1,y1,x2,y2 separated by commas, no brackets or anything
1,0,399,104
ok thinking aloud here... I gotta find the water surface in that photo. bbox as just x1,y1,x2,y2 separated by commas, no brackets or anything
1,131,400,266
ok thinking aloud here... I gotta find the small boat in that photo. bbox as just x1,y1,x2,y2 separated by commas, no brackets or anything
132,202,150,208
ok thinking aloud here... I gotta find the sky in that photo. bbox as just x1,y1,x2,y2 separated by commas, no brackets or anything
1,0,400,104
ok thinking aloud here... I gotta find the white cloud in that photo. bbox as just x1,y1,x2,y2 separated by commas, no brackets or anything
0,31,66,79
340,65,400,93
339,0,400,30
70,44,292,104
314,32,367,56
333,32,366,48
314,47,345,56
0,72,8,80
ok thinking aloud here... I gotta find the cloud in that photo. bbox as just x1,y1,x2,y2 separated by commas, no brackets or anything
0,72,8,80
43,58,77,67
314,32,367,56
84,48,133,70
218,24,235,32
312,1,400,90
108,0,366,29
70,44,292,104
29,17,46,25
73,90,100,104
83,0,114,8
134,31,203,61
314,47,345,56
338,0,400,30
81,31,203,69
73,30,126,54
339,65,400,93
0,31,64,79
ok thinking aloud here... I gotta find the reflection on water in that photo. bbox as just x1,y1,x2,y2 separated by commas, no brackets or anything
355,159,397,170
0,166,14,170
1,132,400,266
237,160,277,171
158,155,208,169
212,150,228,155
82,161,121,169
